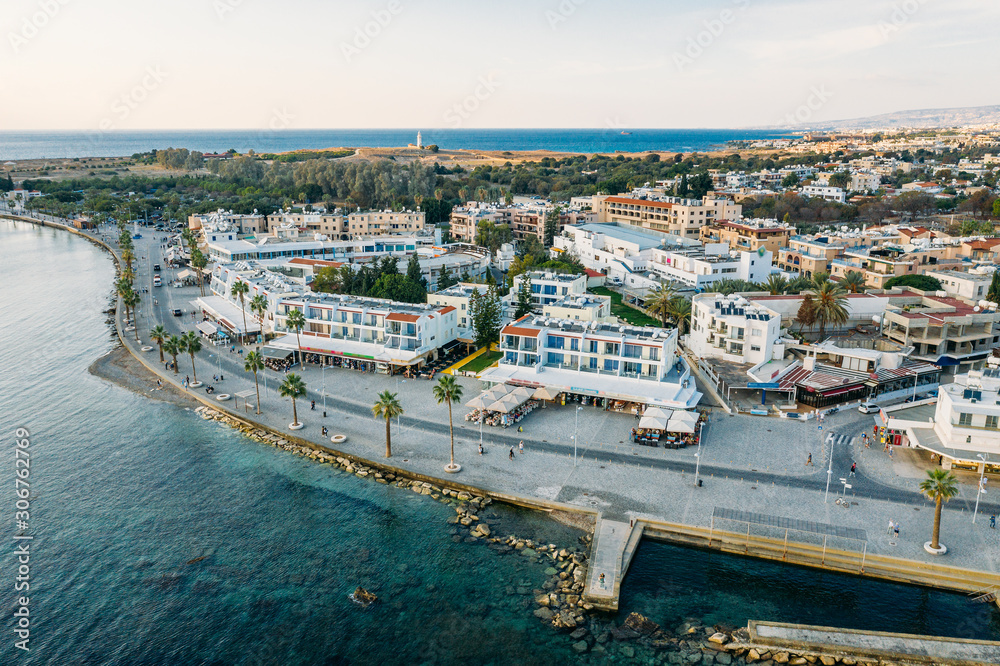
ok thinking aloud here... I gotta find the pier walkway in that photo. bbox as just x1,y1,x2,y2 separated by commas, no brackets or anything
583,517,643,610
749,620,1000,665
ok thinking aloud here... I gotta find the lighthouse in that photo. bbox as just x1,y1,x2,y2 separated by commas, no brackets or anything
416,131,422,149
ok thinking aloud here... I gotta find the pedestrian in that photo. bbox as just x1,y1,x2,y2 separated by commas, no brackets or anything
478,444,484,455
186,375,190,385
893,523,899,538
517,425,523,432
990,515,996,529
219,375,224,381
599,573,605,589
519,440,524,454
806,453,812,466
509,448,514,461
886,519,894,535
311,400,316,411
213,374,218,382
850,462,857,476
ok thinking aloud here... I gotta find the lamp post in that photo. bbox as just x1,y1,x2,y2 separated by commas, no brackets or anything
824,433,834,504
909,368,919,400
573,405,582,466
694,420,705,487
322,359,327,415
974,454,988,524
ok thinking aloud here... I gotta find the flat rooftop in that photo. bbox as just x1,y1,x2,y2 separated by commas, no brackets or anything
576,223,662,251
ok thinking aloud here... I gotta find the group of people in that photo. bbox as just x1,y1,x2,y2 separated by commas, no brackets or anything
465,401,539,429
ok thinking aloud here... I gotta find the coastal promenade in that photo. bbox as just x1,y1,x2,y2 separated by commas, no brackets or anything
11,211,1000,614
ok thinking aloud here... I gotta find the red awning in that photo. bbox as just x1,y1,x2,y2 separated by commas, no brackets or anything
821,385,865,397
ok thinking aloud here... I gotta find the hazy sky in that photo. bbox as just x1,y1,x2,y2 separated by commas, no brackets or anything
2,0,997,130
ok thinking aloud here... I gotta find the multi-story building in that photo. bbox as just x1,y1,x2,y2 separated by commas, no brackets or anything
190,210,267,236
513,271,588,308
207,261,303,337
647,246,773,289
265,209,426,240
541,294,614,323
882,294,1000,378
448,201,594,244
689,294,783,366
427,282,488,342
698,219,794,255
205,226,419,263
553,223,699,282
851,171,881,192
800,185,846,203
269,294,459,372
594,194,741,239
836,244,964,289
481,316,702,409
925,268,996,302
448,205,502,244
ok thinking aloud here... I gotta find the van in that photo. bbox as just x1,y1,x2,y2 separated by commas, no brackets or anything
153,275,161,287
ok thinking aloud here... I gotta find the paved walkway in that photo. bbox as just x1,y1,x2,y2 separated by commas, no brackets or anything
584,518,630,607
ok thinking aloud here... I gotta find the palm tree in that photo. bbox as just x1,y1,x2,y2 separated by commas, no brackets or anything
121,247,135,271
667,296,693,334
841,270,866,294
919,469,959,552
230,280,250,344
182,331,202,385
250,294,268,326
122,289,141,341
279,373,307,428
286,308,306,368
785,275,813,295
191,249,209,296
761,274,789,296
372,391,403,458
644,284,676,327
244,350,265,414
433,375,464,472
150,325,168,363
164,335,182,373
806,281,848,339
811,272,831,288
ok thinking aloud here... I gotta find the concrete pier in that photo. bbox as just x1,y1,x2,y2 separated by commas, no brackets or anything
583,516,643,610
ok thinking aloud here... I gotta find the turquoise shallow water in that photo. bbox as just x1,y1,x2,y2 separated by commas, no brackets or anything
0,218,997,665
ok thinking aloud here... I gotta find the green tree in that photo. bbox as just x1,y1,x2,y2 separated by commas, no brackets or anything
244,350,265,414
164,335,182,373
543,205,562,247
795,294,816,336
841,270,866,294
433,375,464,472
469,287,502,349
785,275,813,294
150,325,168,363
437,264,459,291
514,275,534,318
761,274,789,295
828,172,851,190
406,253,427,290
371,273,427,303
987,270,1000,304
230,280,250,342
285,308,306,368
372,390,403,458
182,331,202,384
279,373,307,428
190,248,209,296
667,296,693,334
919,469,959,552
644,284,676,327
806,281,848,338
122,288,141,341
883,274,943,292
781,173,800,188
250,294,268,327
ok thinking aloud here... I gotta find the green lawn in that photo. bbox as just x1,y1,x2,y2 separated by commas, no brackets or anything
459,350,503,374
590,287,663,328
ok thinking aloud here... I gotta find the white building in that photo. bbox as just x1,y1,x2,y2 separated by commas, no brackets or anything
851,171,881,192
481,315,702,409
688,294,784,366
647,245,774,289
924,268,996,302
428,282,490,342
553,223,699,283
513,271,588,309
206,228,420,263
542,294,614,323
801,185,846,203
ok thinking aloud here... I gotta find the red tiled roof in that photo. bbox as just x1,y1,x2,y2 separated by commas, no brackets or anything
437,306,456,315
584,269,604,278
386,313,420,323
289,258,344,268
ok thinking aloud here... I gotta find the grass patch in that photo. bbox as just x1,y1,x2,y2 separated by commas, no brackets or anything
459,350,503,374
590,287,663,328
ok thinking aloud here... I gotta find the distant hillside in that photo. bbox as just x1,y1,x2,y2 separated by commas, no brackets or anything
775,105,1000,131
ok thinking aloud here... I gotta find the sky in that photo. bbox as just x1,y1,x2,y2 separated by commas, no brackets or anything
1,0,998,130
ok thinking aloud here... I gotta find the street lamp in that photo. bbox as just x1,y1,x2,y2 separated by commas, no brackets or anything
824,433,834,504
694,420,705,487
974,453,988,524
573,405,583,466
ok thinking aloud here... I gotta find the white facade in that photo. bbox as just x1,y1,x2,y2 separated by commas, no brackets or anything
542,294,613,323
647,246,773,288
514,271,588,308
924,269,995,302
427,283,488,341
801,186,846,203
689,294,783,366
906,370,1000,467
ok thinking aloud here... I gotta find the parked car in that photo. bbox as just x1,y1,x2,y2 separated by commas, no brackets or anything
171,308,182,317
858,402,880,414
153,264,161,271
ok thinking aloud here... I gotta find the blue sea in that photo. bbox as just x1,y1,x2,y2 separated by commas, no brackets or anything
0,129,796,161
0,218,996,665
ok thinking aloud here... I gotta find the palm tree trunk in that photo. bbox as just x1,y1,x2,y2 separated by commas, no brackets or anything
253,372,261,414
171,354,179,373
190,355,198,384
296,332,302,368
292,397,298,426
448,401,455,467
157,343,164,363
240,297,247,345
932,496,942,549
385,417,392,458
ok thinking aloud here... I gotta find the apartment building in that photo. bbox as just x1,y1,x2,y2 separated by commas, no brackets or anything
882,294,1000,378
541,294,613,323
594,194,741,238
925,269,996,302
800,185,846,203
836,244,964,289
481,316,702,409
270,294,458,370
689,294,783,366
513,271,588,308
448,202,594,244
189,210,267,236
553,223,701,283
647,246,773,289
698,219,794,255
427,282,488,341
266,209,426,240
206,226,418,263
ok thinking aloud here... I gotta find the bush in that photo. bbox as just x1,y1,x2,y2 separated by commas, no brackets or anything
883,275,943,292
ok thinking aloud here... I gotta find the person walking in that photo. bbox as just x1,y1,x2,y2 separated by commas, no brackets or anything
850,462,857,476
599,573,605,589
509,447,515,461
989,514,996,529
893,523,900,538
478,444,484,456
311,400,316,411
519,440,524,454
886,519,894,535
806,453,812,466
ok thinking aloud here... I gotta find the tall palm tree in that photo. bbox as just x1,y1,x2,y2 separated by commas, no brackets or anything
841,270,866,294
372,391,403,458
919,469,959,552
811,272,831,288
250,294,268,326
122,289,141,341
182,331,202,385
667,296,693,334
433,375,464,472
279,373,307,428
286,308,306,368
121,247,135,271
231,280,250,344
244,350,265,415
762,274,789,296
164,335,182,373
806,281,848,339
785,275,813,295
150,325,168,363
190,249,208,296
644,284,676,328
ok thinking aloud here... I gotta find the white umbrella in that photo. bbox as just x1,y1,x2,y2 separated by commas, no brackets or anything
532,386,561,401
508,386,534,403
643,406,672,420
638,416,668,430
484,384,512,400
489,394,522,414
672,410,699,424
465,394,494,410
666,417,696,433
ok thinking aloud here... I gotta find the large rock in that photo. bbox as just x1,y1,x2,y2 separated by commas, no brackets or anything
747,648,762,662
610,625,642,641
570,627,588,640
708,632,729,644
571,640,589,654
772,653,790,664
819,657,836,666
788,658,808,666
473,523,491,537
534,594,550,607
533,607,554,620
620,645,635,658
715,654,732,665
623,612,660,636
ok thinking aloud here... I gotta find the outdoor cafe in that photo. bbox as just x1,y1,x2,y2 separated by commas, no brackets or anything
630,408,705,449
464,384,542,429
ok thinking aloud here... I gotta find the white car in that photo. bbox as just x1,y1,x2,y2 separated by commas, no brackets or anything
858,402,880,414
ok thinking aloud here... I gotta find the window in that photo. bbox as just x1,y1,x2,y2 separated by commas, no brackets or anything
987,415,999,430
549,336,565,350
958,413,973,426
751,345,761,352
603,359,619,372
570,338,579,351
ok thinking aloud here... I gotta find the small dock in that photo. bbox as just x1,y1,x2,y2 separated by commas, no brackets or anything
583,516,643,611
749,620,1000,666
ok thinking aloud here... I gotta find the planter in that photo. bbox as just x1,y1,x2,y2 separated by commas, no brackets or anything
216,394,231,402
189,381,203,388
330,434,347,444
444,463,463,474
289,422,304,431
923,541,948,555
140,346,154,352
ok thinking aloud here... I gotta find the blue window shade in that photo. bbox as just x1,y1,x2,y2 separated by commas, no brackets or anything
603,359,619,372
